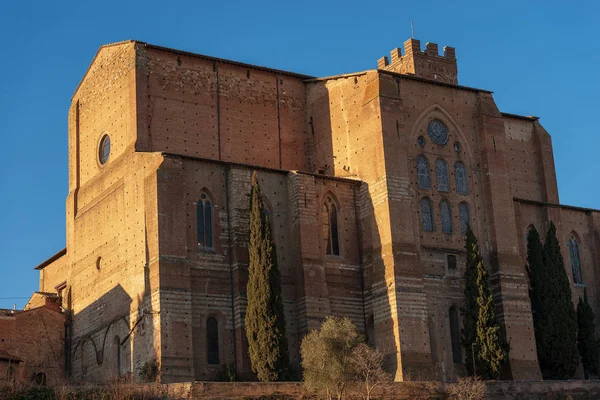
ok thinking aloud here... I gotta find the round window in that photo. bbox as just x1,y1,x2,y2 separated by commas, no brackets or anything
99,135,111,165
417,135,426,147
427,119,449,145
454,142,461,153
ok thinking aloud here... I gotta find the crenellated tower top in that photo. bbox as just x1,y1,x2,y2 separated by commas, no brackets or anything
377,39,458,84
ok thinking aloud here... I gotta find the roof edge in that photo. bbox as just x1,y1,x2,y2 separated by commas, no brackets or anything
304,70,371,83
501,112,539,121
378,69,493,94
161,153,362,185
143,43,315,80
34,248,67,270
71,40,138,101
514,198,600,214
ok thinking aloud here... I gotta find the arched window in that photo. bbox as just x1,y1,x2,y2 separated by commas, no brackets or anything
197,193,213,248
459,202,471,235
417,155,431,189
449,307,462,364
420,197,434,232
366,315,375,347
568,235,583,285
207,317,220,365
114,336,121,376
435,159,449,192
455,162,468,195
322,196,340,256
440,200,453,233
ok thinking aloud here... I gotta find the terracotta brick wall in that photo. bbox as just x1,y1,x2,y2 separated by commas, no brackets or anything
0,306,65,385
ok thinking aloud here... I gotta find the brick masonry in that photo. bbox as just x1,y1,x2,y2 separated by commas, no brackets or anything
31,38,600,384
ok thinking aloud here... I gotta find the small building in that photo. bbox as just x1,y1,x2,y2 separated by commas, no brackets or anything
0,295,65,385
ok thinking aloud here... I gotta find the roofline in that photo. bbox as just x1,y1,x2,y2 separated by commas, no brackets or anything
514,198,600,214
378,69,493,94
34,248,67,270
304,71,370,83
143,43,315,80
161,153,363,185
501,112,539,121
71,40,137,101
72,40,316,102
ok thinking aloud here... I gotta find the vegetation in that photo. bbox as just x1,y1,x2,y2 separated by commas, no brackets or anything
461,226,508,379
216,363,238,382
139,358,160,383
577,288,599,379
301,316,391,400
526,223,579,379
446,377,485,400
349,343,392,400
245,172,289,382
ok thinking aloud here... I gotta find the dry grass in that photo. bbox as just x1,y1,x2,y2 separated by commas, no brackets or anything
0,379,177,400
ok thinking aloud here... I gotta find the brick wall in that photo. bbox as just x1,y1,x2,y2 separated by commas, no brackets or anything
0,306,65,385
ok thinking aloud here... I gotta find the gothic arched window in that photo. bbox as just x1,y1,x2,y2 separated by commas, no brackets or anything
420,197,434,232
440,200,453,233
449,307,462,364
417,155,431,189
322,195,340,256
114,336,121,377
455,162,468,195
459,202,471,235
435,159,449,192
207,317,220,365
568,235,583,285
197,193,213,248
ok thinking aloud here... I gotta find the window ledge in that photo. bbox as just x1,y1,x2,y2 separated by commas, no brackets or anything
197,246,217,254
574,283,586,288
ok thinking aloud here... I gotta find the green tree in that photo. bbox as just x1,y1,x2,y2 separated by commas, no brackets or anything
526,222,578,379
461,226,508,379
577,289,599,379
301,316,362,400
245,172,288,382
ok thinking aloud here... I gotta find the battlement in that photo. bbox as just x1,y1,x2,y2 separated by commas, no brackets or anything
377,38,458,84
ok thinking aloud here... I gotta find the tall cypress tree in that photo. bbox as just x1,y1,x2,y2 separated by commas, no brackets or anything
577,289,599,379
527,223,578,379
245,172,288,381
461,225,508,379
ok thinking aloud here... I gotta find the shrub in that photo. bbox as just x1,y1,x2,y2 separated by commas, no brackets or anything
216,363,238,382
446,377,485,400
301,316,362,400
139,358,160,383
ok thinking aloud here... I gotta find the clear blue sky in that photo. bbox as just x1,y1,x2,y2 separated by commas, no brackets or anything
1,0,598,309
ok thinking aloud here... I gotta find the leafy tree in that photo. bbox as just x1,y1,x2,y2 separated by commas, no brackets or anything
578,289,599,379
301,316,362,400
526,222,578,379
461,225,508,379
245,172,288,382
349,343,392,400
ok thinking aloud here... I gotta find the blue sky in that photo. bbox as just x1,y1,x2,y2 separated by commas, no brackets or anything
0,0,598,309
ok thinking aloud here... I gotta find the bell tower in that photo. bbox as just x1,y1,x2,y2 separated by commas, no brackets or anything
377,38,458,84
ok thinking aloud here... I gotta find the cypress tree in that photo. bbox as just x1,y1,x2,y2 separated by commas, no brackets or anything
527,222,578,379
245,172,288,381
461,225,508,379
577,289,599,379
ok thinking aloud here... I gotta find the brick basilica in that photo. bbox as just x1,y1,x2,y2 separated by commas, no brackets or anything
32,38,600,383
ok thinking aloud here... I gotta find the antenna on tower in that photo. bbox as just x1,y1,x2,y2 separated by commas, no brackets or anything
410,17,415,38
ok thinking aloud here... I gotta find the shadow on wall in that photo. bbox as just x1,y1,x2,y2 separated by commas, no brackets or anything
69,265,157,384
305,80,396,379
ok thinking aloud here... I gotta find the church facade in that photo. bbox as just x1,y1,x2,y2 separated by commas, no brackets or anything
34,38,600,383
